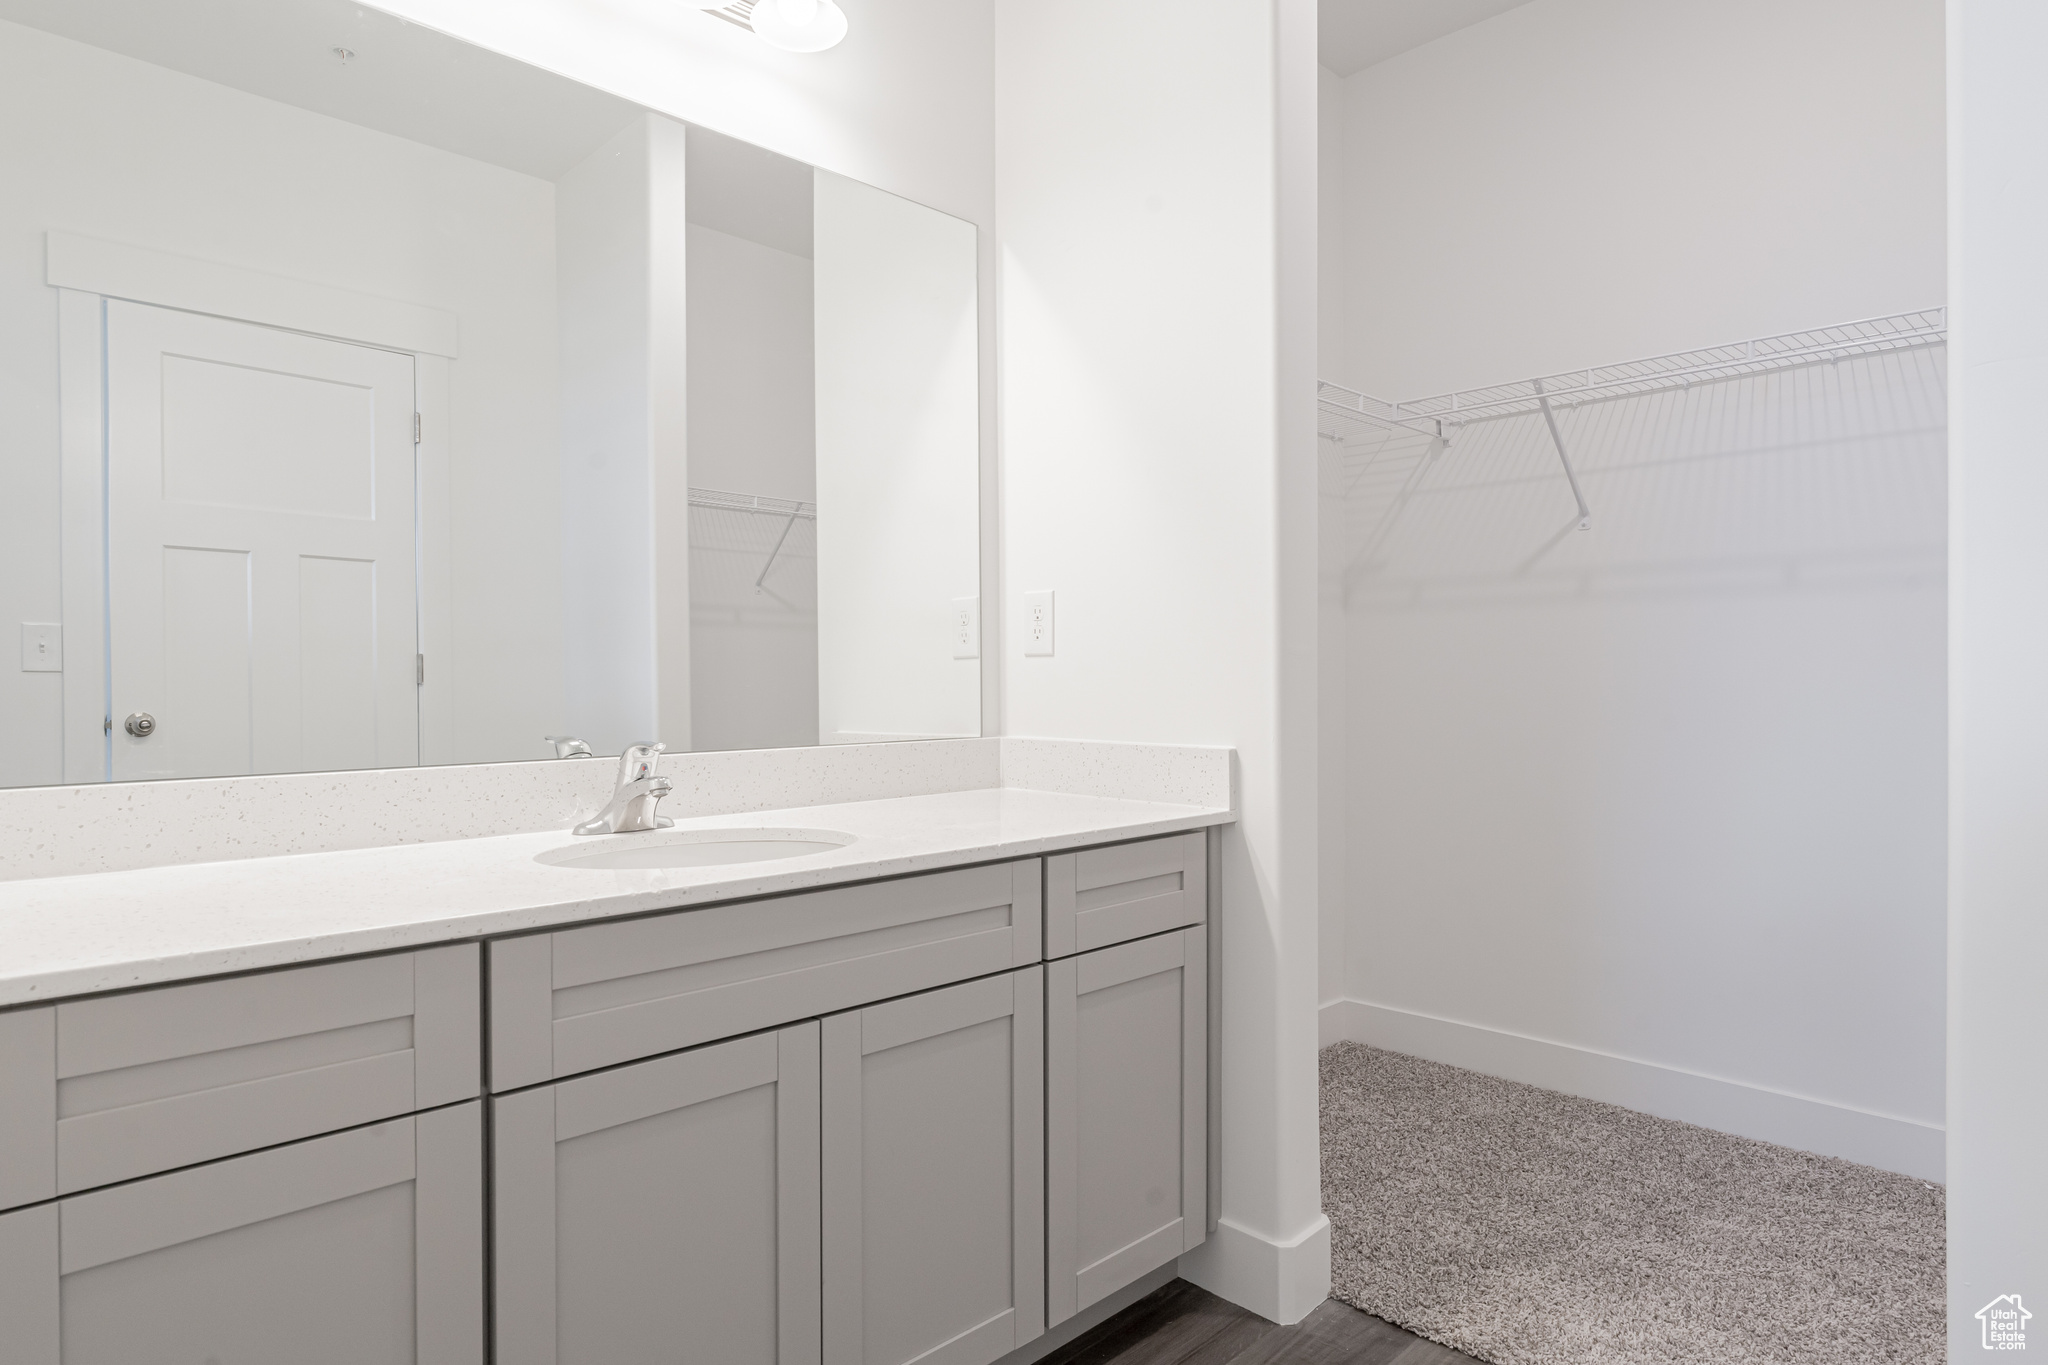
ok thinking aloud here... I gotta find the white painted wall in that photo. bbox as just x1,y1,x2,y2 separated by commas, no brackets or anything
996,0,1327,1322
1947,0,2048,1345
557,113,691,757
684,225,814,504
686,221,820,752
0,16,563,786
1323,0,1946,399
814,170,980,744
1320,0,1949,1180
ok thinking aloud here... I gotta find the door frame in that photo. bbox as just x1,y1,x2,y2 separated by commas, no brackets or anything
51,233,460,782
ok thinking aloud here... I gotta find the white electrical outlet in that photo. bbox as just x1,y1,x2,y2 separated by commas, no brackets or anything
1022,590,1054,657
20,623,60,672
951,596,979,659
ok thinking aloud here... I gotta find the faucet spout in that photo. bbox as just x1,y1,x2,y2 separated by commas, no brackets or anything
574,742,675,835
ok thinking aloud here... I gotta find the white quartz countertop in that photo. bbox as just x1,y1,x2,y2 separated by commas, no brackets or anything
0,785,1229,1006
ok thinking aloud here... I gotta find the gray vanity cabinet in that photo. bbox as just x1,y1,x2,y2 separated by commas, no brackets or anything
492,1022,823,1365
821,966,1044,1365
0,831,1217,1363
1044,926,1207,1328
0,1102,484,1365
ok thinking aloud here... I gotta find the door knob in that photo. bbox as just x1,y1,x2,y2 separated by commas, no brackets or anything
124,712,156,738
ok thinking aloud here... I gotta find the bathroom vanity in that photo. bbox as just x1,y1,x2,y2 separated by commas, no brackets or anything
0,0,1253,1350
0,751,1226,1365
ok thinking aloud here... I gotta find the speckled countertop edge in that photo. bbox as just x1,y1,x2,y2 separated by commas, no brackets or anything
0,786,1232,1007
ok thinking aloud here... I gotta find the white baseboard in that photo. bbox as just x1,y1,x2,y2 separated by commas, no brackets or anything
1177,1214,1332,1325
1320,998,1945,1184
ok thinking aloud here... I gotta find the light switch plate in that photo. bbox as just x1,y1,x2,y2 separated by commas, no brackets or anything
1022,591,1054,657
951,597,979,659
20,623,60,672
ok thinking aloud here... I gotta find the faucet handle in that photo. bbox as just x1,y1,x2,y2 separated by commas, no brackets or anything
545,735,593,759
618,740,665,784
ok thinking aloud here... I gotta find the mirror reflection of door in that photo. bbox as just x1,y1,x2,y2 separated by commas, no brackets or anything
105,300,420,780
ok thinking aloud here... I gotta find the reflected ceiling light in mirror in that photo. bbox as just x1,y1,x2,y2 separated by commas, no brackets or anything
692,0,843,52
695,0,847,52
751,0,849,51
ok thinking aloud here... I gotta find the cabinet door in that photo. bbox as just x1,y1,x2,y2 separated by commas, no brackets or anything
1045,928,1206,1327
493,1022,822,1365
0,1102,483,1365
821,967,1044,1365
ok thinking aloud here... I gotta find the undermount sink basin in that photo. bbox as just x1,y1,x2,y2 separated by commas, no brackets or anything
537,828,857,871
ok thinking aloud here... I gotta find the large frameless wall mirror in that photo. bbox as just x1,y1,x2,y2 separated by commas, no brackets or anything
0,0,983,788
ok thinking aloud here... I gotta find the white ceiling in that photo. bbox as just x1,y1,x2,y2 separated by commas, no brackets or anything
1319,0,1539,77
0,0,645,180
3,0,1543,174
686,125,814,259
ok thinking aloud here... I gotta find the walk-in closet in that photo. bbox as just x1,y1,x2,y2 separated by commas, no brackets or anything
1313,1,1947,1360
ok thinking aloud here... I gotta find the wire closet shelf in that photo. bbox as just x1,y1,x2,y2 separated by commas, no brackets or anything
687,486,815,520
1316,307,1947,531
687,486,816,591
1317,307,1948,444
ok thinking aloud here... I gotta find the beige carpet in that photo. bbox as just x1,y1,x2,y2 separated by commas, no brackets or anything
1321,1042,1944,1365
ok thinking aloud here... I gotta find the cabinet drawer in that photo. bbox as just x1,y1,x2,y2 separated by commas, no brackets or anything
489,860,1043,1090
0,945,480,1209
1044,832,1206,959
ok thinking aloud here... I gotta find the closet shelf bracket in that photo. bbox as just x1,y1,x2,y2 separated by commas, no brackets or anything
1532,377,1591,531
755,512,801,591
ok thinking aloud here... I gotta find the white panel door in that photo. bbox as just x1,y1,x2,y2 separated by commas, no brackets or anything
821,968,1043,1365
104,299,418,779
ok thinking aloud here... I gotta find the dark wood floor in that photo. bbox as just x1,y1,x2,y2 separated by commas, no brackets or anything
1037,1279,1484,1365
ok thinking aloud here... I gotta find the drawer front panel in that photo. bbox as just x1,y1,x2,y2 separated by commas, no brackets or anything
0,946,479,1207
490,860,1043,1090
1044,832,1206,959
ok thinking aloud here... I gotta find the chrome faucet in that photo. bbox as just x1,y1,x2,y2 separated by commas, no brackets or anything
574,742,675,835
545,735,593,759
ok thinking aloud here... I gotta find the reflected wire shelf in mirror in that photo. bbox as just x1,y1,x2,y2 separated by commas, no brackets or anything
687,487,817,603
